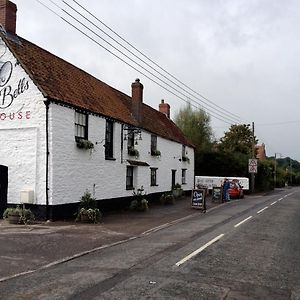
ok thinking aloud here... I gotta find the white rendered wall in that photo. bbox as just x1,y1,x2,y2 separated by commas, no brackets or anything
0,39,47,205
49,103,194,205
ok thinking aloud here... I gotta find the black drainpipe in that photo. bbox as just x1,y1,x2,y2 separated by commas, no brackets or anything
45,100,50,220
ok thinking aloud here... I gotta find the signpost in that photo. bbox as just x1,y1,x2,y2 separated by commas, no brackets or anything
191,189,206,211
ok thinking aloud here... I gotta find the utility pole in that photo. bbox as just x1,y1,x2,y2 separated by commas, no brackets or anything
251,122,255,193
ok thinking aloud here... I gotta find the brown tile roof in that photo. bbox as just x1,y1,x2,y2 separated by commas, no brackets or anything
2,32,193,147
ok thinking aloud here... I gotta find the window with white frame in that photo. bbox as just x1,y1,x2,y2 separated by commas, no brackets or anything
150,168,158,186
182,169,187,185
75,111,88,140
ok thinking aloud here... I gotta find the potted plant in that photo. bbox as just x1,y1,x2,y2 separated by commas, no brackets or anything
76,138,94,150
128,146,139,157
172,183,183,198
151,149,161,157
182,156,190,163
75,191,102,223
3,205,35,224
160,193,175,205
129,186,148,211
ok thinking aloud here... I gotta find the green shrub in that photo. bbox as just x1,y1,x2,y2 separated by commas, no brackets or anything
160,193,175,205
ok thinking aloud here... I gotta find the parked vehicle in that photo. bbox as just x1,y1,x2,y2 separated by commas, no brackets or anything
228,180,244,199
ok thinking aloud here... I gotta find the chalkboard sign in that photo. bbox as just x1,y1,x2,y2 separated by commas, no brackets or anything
212,187,222,203
191,189,206,210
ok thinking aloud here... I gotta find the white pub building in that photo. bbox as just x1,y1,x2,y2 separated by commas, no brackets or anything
0,0,194,219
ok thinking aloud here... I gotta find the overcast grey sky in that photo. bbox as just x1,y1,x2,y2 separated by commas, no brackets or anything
12,0,300,160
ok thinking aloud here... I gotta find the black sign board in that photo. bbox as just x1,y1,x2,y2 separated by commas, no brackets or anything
191,189,206,210
212,187,222,203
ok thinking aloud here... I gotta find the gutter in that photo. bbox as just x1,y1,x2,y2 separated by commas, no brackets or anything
45,100,50,220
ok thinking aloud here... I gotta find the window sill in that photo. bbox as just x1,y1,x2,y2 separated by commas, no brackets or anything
150,184,159,187
105,157,116,161
126,187,134,191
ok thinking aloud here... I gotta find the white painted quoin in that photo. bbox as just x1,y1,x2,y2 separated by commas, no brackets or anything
0,1,194,219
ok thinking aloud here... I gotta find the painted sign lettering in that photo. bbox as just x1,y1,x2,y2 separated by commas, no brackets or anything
0,111,31,121
0,61,30,109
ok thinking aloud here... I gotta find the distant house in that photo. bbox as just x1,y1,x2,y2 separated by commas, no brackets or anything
256,143,267,160
0,0,194,219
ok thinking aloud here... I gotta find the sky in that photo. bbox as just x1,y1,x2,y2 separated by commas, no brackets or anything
11,0,300,161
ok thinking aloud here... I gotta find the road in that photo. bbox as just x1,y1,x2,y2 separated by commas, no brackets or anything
0,188,299,299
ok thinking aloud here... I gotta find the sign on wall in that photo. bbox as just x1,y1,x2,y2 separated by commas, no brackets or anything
0,47,31,121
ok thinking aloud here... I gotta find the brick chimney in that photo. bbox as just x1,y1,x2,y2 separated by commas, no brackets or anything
131,78,143,124
159,99,170,118
0,0,17,34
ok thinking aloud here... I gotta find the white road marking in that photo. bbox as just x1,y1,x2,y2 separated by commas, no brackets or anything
175,234,225,267
278,198,283,201
257,207,269,214
270,201,277,206
234,216,253,228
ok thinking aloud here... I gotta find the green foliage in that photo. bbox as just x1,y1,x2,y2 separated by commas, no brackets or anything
76,139,94,150
79,191,97,209
196,150,249,177
3,205,35,224
160,193,175,205
174,102,214,153
255,160,274,191
76,191,102,223
130,186,148,211
128,147,139,157
218,124,257,156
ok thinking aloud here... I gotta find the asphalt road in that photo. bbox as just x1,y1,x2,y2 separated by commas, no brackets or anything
0,188,299,299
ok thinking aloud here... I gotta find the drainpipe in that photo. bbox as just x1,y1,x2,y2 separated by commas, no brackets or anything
45,100,50,220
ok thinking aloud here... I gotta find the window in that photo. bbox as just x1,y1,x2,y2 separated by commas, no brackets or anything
75,111,88,140
182,169,187,185
151,135,157,153
182,145,186,159
126,166,134,190
127,131,134,150
105,120,114,159
150,168,158,186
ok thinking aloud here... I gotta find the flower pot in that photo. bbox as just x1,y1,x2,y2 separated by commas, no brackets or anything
80,213,91,223
8,213,21,224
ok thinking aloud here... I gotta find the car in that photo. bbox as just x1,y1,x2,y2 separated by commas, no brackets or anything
228,180,244,199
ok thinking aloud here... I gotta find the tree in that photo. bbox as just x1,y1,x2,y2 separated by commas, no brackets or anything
218,124,257,156
174,103,214,153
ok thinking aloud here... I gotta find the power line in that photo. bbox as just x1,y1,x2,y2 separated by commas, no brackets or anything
257,120,300,126
35,0,240,124
67,0,242,122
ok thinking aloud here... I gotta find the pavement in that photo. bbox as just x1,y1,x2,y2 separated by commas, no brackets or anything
0,194,225,280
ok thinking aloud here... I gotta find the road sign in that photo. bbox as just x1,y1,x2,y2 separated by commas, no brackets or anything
248,159,258,173
248,165,257,173
249,159,257,166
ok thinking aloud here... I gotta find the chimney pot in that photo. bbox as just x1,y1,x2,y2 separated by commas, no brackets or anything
131,78,143,124
159,99,170,119
0,0,17,34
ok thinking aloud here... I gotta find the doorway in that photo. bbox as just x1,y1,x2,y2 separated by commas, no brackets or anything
0,165,8,217
171,169,176,189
